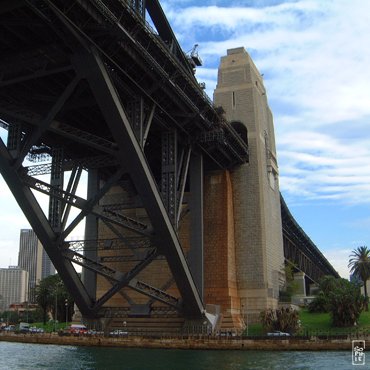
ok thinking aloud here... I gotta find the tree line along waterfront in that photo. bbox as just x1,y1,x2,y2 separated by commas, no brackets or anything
2,246,370,338
1,274,74,331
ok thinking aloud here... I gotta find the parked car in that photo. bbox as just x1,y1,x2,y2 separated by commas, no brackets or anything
4,325,15,331
69,324,88,334
109,329,128,337
267,331,290,336
29,327,44,333
19,322,30,333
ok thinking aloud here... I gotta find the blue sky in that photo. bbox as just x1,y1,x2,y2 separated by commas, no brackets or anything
1,0,370,278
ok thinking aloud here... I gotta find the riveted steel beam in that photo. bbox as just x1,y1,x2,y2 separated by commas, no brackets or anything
128,279,181,309
14,75,81,169
161,129,177,226
21,173,150,237
74,48,203,317
280,194,339,280
48,147,64,232
0,138,94,315
91,247,158,311
65,237,151,252
63,246,159,312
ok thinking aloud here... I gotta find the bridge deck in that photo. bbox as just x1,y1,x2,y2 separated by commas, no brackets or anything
0,0,248,170
281,195,339,282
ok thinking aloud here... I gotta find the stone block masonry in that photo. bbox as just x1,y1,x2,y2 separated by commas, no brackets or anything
213,47,285,322
203,170,243,330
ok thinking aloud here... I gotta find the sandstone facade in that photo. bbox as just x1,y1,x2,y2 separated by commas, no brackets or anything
213,47,285,322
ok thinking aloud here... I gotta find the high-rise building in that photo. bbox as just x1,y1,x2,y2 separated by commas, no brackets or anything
18,229,42,303
0,266,28,311
18,229,55,302
41,249,55,279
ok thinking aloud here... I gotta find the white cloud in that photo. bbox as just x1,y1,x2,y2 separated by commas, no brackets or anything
277,129,370,203
164,0,370,283
323,248,351,279
163,0,370,205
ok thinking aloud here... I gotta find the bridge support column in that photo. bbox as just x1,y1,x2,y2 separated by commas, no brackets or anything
188,152,204,300
291,271,307,305
49,147,64,232
213,47,285,323
82,169,99,300
72,47,204,317
293,272,307,296
203,170,243,331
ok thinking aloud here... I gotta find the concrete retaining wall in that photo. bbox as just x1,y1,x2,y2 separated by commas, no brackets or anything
0,332,364,351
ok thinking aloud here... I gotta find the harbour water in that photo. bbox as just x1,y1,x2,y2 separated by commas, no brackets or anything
0,342,357,369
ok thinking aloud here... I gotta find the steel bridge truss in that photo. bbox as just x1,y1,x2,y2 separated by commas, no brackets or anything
280,196,339,283
0,0,248,319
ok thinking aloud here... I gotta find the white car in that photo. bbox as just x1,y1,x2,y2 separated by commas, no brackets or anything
4,325,15,331
267,331,290,336
109,329,128,337
30,327,44,333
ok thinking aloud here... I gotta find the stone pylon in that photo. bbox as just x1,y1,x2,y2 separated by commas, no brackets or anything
213,47,285,322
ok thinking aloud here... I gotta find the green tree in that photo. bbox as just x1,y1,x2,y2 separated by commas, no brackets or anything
313,276,365,327
279,263,299,302
326,277,365,327
348,246,370,311
307,291,328,313
0,310,19,325
260,307,300,334
35,280,51,324
35,275,74,325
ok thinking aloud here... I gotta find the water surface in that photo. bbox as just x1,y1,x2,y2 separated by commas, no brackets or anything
0,342,355,369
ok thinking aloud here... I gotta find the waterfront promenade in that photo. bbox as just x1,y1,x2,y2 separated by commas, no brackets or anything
0,331,363,351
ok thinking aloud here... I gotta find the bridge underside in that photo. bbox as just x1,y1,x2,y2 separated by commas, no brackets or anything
281,196,339,285
0,0,338,333
0,0,248,329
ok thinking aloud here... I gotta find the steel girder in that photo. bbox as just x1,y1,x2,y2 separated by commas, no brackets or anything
72,48,204,316
0,0,208,319
0,140,94,315
0,0,248,167
0,0,340,324
283,234,323,283
280,195,339,281
0,0,251,321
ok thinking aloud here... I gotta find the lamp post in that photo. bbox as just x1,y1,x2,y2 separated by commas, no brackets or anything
53,282,63,332
65,299,68,327
241,303,245,329
241,301,248,336
246,299,249,337
26,301,29,323
54,290,58,332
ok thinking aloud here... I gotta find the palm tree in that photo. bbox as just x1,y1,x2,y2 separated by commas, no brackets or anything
348,246,370,311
